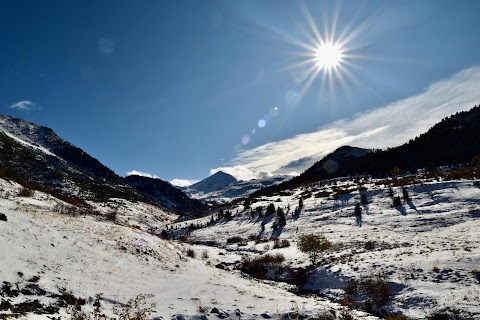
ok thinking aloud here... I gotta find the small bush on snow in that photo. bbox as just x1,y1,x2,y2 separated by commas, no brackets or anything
186,248,195,258
297,234,331,266
113,293,156,320
18,186,34,197
226,236,246,245
240,253,285,280
273,238,290,249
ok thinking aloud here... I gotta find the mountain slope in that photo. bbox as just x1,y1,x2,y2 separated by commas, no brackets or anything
188,171,237,193
0,126,134,203
254,105,480,196
0,115,119,182
124,175,208,214
0,115,197,213
184,175,288,203
253,146,372,196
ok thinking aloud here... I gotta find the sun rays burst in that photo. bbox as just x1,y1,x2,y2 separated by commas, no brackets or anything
283,2,374,105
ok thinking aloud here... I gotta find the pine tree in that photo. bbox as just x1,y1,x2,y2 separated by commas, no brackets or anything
402,187,410,201
277,207,286,227
243,198,251,209
299,197,304,208
387,186,394,198
266,203,276,216
161,229,168,239
257,206,263,217
354,203,362,217
393,196,402,207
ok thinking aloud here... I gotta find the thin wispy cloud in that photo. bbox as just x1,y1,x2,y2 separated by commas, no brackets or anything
126,170,159,179
228,66,480,176
170,179,199,187
9,100,39,111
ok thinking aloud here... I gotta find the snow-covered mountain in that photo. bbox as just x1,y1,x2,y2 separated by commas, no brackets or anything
181,170,290,203
187,171,237,194
0,115,201,214
184,175,289,203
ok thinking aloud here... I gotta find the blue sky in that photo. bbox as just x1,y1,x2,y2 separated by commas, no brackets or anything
2,1,480,185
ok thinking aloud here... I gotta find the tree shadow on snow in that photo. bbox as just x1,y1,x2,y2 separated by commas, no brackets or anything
356,214,362,227
406,200,420,213
293,207,302,221
271,226,284,238
395,205,407,216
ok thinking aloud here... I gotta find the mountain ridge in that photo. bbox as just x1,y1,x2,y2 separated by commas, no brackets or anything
253,104,480,196
0,114,202,214
188,170,237,194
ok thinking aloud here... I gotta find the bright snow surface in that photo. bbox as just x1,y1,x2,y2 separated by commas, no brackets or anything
1,176,479,319
0,178,373,319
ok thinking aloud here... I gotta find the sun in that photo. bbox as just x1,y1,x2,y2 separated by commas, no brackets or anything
314,42,344,69
279,2,374,104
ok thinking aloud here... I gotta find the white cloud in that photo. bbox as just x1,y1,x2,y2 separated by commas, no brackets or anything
126,170,159,179
170,179,199,187
99,37,115,55
9,100,38,111
209,166,273,181
231,66,480,175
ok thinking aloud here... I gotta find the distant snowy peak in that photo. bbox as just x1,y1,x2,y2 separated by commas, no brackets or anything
189,171,237,193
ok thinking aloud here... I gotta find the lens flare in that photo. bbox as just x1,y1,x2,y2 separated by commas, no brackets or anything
269,106,279,117
258,119,266,128
241,135,251,145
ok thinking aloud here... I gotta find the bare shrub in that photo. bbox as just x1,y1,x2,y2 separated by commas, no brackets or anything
196,302,209,315
179,236,190,243
345,274,392,309
68,305,90,320
273,238,291,249
113,293,156,320
240,253,285,279
186,248,195,258
316,309,336,320
364,240,375,250
105,211,117,223
338,310,354,320
18,187,34,197
226,236,247,246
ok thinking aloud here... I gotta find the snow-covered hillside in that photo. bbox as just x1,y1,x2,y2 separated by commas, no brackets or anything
0,178,375,319
173,175,480,319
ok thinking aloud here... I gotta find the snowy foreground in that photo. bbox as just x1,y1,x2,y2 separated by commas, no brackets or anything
1,177,480,319
0,178,374,320
180,177,480,319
